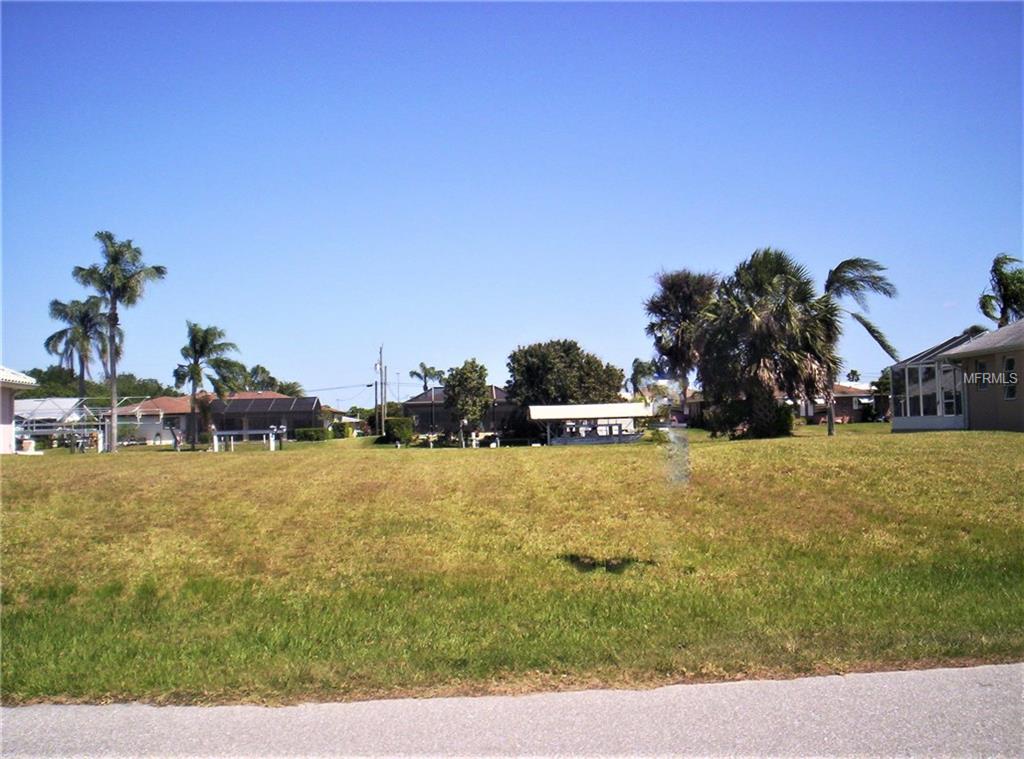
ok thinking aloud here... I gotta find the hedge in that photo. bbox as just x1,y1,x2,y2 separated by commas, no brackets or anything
384,417,414,445
295,427,332,442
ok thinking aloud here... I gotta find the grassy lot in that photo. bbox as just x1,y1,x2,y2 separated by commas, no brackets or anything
2,425,1022,704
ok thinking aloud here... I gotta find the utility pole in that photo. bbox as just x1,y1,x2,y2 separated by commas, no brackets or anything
383,364,388,424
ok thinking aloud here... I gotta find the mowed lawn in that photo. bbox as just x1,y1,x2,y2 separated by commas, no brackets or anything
2,426,1022,704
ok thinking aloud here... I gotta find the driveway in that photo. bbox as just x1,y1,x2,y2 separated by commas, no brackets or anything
3,663,1021,756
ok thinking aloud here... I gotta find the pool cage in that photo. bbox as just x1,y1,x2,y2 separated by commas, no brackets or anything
890,334,970,432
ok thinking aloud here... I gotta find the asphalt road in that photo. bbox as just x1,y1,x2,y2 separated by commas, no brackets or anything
3,664,1021,757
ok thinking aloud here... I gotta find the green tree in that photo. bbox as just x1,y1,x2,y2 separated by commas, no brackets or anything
822,257,899,434
845,369,861,383
645,271,719,395
246,364,278,391
72,231,166,451
43,296,115,397
275,380,304,397
704,249,842,437
444,359,490,447
627,358,659,396
506,340,624,406
978,254,1024,327
172,322,244,448
409,362,445,392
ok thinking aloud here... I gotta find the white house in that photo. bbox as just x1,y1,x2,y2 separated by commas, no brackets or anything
1,367,38,454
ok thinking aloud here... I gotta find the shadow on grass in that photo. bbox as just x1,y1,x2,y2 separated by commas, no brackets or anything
557,554,657,574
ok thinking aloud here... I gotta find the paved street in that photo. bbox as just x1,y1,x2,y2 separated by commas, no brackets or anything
3,664,1021,757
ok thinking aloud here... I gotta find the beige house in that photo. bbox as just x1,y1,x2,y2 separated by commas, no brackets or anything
939,320,1022,432
890,321,1022,433
1,367,38,454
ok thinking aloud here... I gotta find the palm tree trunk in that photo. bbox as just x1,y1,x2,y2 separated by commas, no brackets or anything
108,305,119,452
77,352,87,399
826,372,836,437
190,384,198,451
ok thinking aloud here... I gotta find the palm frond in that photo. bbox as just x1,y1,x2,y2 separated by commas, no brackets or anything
850,311,899,361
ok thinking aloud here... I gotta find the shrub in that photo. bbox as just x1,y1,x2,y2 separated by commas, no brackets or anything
295,427,331,442
384,417,414,445
330,421,355,439
198,431,211,445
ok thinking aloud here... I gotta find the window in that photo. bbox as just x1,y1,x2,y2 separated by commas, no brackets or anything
940,364,962,416
978,361,989,388
892,368,906,417
1005,357,1017,401
920,364,937,416
907,367,921,416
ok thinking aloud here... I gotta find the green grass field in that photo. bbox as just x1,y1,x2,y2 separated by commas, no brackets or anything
2,425,1022,704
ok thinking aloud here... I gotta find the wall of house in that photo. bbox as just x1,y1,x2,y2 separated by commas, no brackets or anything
963,349,1023,432
1,387,16,454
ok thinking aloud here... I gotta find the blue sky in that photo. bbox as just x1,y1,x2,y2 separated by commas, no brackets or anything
3,2,1021,405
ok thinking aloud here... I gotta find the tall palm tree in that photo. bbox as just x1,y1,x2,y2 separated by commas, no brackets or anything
276,380,304,397
705,249,842,436
409,362,444,392
644,271,719,395
43,296,116,397
823,257,898,435
73,231,166,451
978,254,1024,327
172,322,243,449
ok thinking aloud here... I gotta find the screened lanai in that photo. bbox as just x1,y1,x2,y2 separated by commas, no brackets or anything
890,333,972,432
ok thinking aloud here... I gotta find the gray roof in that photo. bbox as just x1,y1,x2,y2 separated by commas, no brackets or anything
939,320,1024,360
403,386,510,405
891,333,977,369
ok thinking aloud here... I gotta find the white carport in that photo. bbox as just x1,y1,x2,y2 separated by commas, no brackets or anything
528,402,653,445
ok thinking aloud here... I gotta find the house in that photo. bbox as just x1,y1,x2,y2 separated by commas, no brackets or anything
115,396,193,444
1,367,37,454
402,386,517,435
936,320,1022,432
798,383,881,424
889,322,1022,432
116,391,322,442
528,402,653,444
209,393,322,439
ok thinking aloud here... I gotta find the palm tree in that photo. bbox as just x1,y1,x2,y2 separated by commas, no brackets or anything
172,322,243,449
43,297,116,397
73,231,166,451
246,364,278,391
978,254,1024,327
644,271,719,395
705,249,842,436
409,362,444,392
276,380,304,397
626,358,659,396
823,257,899,435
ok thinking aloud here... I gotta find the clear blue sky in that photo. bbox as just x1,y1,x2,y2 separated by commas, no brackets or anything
3,2,1021,405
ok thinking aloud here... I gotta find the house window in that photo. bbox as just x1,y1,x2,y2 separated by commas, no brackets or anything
1005,357,1017,400
907,367,921,416
940,364,962,416
892,369,905,417
977,360,988,388
920,364,937,416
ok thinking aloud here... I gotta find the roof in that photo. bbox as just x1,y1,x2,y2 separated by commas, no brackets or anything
224,390,290,400
833,383,873,396
403,386,510,405
0,366,37,388
117,396,192,416
891,332,978,369
212,396,320,414
939,320,1024,361
14,397,87,421
528,402,653,421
